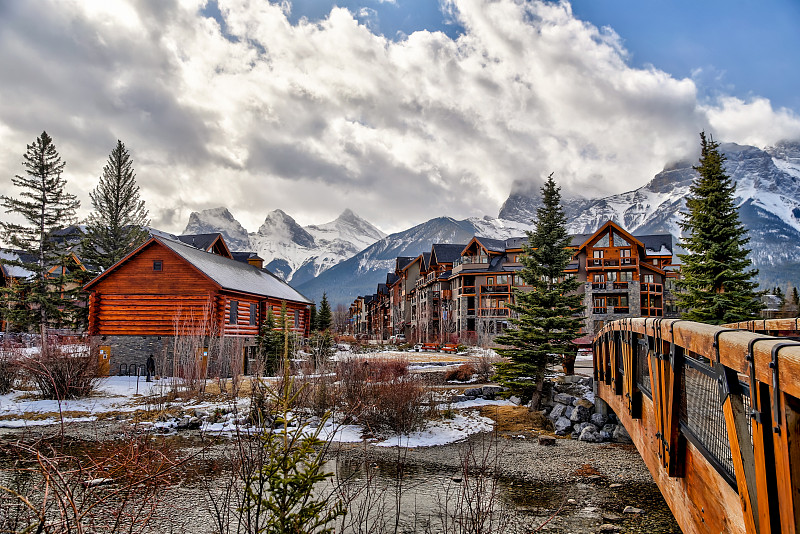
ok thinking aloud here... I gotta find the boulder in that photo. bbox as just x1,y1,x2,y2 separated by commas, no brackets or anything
575,398,594,410
548,403,569,421
464,387,483,397
450,395,469,403
554,393,576,405
591,413,608,428
570,404,592,423
623,506,643,514
508,395,522,405
554,416,573,434
573,422,590,434
613,425,633,444
481,385,502,397
565,406,574,419
579,424,603,443
538,435,556,446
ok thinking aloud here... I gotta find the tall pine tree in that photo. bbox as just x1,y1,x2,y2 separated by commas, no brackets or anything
0,131,81,344
677,132,761,324
82,140,149,274
493,174,584,409
317,293,332,332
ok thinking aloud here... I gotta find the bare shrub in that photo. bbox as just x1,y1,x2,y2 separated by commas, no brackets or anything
475,350,502,382
0,346,22,394
445,363,476,382
21,341,99,399
362,375,430,435
0,433,182,533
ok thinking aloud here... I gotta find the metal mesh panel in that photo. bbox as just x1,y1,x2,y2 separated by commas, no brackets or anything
679,360,735,482
741,382,753,448
636,339,652,398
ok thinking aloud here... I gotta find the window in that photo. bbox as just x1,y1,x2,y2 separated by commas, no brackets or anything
643,275,654,283
613,232,630,247
592,249,603,266
294,310,299,327
607,271,617,282
619,271,633,282
593,274,605,283
229,300,238,324
496,275,508,285
486,277,494,285
595,233,610,247
513,274,526,286
153,260,162,271
249,303,257,326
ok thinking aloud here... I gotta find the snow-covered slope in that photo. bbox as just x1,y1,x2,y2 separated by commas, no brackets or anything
500,140,800,288
296,216,532,307
182,207,251,251
183,207,386,285
250,208,386,286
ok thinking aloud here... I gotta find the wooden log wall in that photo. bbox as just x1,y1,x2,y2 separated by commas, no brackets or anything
94,294,216,336
594,317,800,534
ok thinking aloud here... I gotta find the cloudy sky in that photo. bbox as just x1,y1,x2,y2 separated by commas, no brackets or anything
1,0,799,235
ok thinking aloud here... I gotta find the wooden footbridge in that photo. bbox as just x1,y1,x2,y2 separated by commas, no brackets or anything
593,317,800,534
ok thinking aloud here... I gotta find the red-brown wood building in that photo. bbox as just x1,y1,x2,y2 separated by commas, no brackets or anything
84,233,311,376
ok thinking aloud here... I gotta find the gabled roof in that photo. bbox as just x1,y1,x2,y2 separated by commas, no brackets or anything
177,233,232,258
395,257,414,272
430,243,466,265
377,283,389,296
386,272,399,286
0,250,34,279
575,220,644,250
85,236,310,304
473,236,507,253
402,254,425,273
231,251,264,263
421,252,432,271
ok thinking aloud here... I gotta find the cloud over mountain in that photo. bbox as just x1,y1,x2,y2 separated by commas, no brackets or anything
1,0,798,235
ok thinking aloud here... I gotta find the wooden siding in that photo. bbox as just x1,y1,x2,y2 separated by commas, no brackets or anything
94,294,216,336
91,243,218,296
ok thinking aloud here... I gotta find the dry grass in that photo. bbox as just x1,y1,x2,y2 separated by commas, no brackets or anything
570,463,603,477
477,405,554,435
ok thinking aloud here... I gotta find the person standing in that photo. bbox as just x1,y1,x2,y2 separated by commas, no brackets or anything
146,354,155,382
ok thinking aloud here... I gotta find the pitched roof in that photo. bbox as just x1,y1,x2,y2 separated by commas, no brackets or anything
421,252,432,271
0,250,34,279
473,236,507,253
157,237,310,303
177,233,222,251
639,234,673,256
231,251,264,263
431,243,466,265
395,257,414,271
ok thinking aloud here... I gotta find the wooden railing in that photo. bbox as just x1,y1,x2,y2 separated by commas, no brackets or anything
593,317,800,534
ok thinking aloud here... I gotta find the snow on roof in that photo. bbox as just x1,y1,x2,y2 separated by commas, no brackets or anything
157,237,311,304
0,250,34,279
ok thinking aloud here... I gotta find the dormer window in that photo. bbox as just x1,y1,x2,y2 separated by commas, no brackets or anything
153,260,162,271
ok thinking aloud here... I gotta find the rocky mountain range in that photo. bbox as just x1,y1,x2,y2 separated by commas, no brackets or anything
183,207,386,286
500,140,800,289
184,140,800,307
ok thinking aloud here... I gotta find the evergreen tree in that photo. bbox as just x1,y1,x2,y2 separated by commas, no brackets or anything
309,302,318,332
493,174,584,409
0,131,81,343
82,140,149,274
676,133,761,324
317,293,332,331
255,309,282,375
792,287,799,308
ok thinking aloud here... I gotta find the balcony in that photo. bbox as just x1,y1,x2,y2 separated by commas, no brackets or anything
452,255,490,273
641,283,663,293
480,284,511,294
587,258,637,269
479,308,510,317
459,285,476,296
590,281,632,292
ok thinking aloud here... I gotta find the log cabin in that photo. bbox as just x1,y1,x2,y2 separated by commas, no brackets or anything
84,233,311,376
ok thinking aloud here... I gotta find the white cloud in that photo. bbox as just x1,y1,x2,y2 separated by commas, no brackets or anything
0,0,797,235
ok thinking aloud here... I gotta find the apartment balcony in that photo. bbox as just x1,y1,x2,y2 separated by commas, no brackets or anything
441,289,453,299
587,258,637,269
641,283,663,293
478,308,510,317
590,305,630,316
458,285,476,296
480,284,511,294
590,281,633,293
452,256,490,273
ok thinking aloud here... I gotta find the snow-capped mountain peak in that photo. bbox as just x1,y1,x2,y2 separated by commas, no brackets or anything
182,207,251,251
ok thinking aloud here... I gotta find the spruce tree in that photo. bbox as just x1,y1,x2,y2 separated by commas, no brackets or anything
317,293,332,332
0,131,81,343
493,174,584,409
792,287,799,308
677,132,761,324
82,140,149,274
255,309,282,375
309,302,318,332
